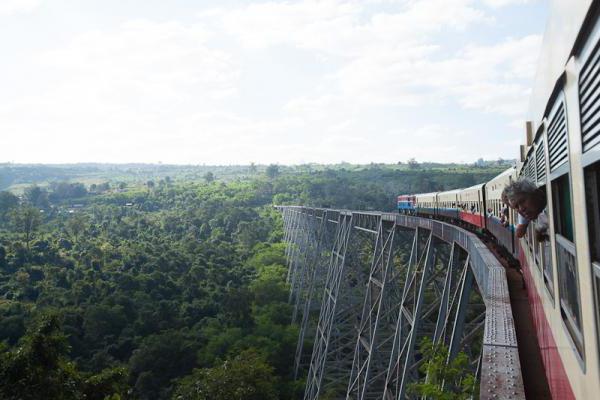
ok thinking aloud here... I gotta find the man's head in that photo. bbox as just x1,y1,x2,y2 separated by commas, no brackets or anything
501,178,546,221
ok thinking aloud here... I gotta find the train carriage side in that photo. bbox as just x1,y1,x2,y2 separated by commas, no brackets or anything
414,192,438,218
515,1,600,398
457,184,486,229
485,167,519,256
437,189,461,220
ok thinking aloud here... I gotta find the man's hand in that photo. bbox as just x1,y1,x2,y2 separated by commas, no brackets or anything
516,223,528,238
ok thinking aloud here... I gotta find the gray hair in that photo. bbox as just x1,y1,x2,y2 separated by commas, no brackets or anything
501,178,538,204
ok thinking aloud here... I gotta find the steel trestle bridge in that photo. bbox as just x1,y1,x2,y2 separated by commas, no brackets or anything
278,206,525,400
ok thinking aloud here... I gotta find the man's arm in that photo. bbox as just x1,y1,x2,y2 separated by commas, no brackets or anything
516,213,529,238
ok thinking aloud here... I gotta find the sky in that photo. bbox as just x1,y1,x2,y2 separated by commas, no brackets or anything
0,0,548,165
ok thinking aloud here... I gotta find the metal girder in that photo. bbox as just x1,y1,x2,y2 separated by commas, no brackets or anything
293,209,333,378
346,218,395,399
304,212,354,400
291,208,324,323
277,207,523,400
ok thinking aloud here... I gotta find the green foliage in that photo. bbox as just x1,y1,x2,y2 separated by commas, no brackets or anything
10,206,42,250
48,181,88,202
0,163,497,399
24,185,50,209
408,337,477,400
265,164,280,179
172,349,279,400
0,313,128,400
203,171,215,183
0,191,19,222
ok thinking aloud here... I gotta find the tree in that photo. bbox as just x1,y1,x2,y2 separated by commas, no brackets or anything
129,331,197,399
408,337,477,400
0,244,6,270
65,213,88,243
265,164,279,179
0,313,128,400
24,185,49,209
0,191,19,221
203,172,215,183
11,206,42,250
407,158,420,170
49,182,88,201
173,350,279,400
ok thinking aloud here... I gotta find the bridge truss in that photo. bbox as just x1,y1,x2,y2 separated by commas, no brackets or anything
279,207,525,400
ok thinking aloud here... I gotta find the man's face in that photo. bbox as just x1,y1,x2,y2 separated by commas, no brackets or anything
510,193,544,220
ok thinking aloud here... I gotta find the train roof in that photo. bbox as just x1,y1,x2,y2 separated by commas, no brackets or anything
487,167,517,183
528,0,592,125
415,192,439,199
438,189,462,195
461,183,485,191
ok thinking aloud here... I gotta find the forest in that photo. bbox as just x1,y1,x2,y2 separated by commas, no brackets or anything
0,163,506,399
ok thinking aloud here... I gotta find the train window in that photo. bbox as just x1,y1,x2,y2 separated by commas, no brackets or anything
585,161,600,360
557,233,584,357
536,184,554,298
552,174,574,242
585,161,600,264
552,173,584,357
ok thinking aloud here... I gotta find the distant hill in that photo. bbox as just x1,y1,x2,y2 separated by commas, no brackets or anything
0,160,515,194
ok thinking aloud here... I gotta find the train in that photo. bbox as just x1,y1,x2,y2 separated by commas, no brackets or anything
396,167,520,256
397,1,600,398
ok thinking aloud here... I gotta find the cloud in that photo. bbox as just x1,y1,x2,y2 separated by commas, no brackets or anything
212,0,489,56
0,19,242,163
0,0,41,16
483,0,533,8
0,0,545,164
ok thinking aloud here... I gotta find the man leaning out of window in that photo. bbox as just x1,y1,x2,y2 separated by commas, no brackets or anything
501,178,548,241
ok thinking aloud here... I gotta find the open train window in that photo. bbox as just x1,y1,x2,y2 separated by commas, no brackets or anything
536,184,554,298
585,160,600,360
552,174,574,241
585,161,600,264
552,173,584,358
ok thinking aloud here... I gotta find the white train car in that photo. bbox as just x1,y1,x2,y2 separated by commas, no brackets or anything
414,192,438,217
437,189,461,220
517,1,600,398
485,167,519,256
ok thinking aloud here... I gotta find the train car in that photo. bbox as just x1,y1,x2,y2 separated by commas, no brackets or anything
484,167,519,257
396,194,416,214
457,184,486,229
436,189,461,220
513,1,600,398
414,192,438,218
